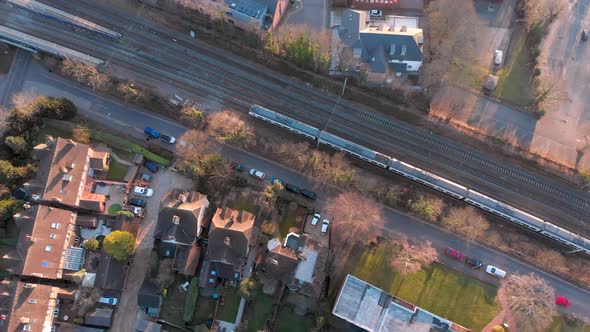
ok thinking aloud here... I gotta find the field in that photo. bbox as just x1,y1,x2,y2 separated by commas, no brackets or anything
494,26,533,106
343,245,500,331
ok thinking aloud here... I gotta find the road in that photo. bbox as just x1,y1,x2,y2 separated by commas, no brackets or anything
2,51,589,323
0,1,589,236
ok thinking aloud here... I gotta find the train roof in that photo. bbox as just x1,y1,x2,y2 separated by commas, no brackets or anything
249,104,319,137
319,131,389,162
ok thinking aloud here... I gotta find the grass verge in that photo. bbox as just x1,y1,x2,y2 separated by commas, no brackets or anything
344,245,500,331
106,159,129,181
183,277,200,323
245,291,274,332
494,26,532,106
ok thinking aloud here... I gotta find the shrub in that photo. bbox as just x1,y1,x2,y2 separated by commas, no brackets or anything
408,196,445,222
0,199,22,223
35,96,77,120
534,68,541,76
181,106,206,129
83,238,99,251
0,161,24,187
72,127,91,144
103,230,135,260
4,136,28,155
115,210,134,220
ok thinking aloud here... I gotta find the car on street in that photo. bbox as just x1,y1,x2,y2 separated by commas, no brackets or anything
249,169,265,180
370,9,382,17
160,133,176,144
311,213,321,227
98,297,118,305
285,183,302,194
444,247,465,261
133,186,154,197
485,265,507,278
555,295,571,307
144,127,160,138
129,198,147,208
140,173,152,182
143,159,159,173
301,189,318,201
269,177,284,185
231,162,245,172
582,29,589,41
494,50,503,65
465,257,483,269
320,218,330,234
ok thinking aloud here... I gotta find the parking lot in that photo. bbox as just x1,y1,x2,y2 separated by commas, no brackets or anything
303,212,331,248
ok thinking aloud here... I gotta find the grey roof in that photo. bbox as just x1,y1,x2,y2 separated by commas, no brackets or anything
76,327,106,332
85,308,113,327
340,10,367,46
95,253,127,291
156,189,208,246
360,33,423,73
138,280,163,309
136,319,162,332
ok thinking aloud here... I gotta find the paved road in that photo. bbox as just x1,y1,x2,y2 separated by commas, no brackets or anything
5,52,589,322
1,1,589,236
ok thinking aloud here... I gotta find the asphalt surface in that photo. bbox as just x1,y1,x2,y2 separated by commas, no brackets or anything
0,1,589,236
2,51,589,322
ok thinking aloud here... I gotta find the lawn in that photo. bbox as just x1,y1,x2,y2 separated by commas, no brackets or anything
494,26,533,106
106,159,129,181
191,296,216,325
344,245,500,331
245,291,274,332
110,146,134,161
107,204,122,215
230,193,257,214
548,316,590,332
217,289,242,323
274,306,315,332
35,125,73,145
448,57,488,89
160,280,187,327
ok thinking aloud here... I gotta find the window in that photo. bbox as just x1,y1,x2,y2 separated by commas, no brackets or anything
51,223,59,229
49,233,57,239
45,245,53,252
23,325,31,331
401,44,407,56
28,299,37,304
41,261,49,267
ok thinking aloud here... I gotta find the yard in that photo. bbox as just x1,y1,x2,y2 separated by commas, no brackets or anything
244,291,274,332
106,159,129,181
279,203,303,238
160,280,188,327
191,296,216,325
548,316,590,332
110,146,135,161
494,26,533,106
343,245,500,331
217,289,242,323
448,57,487,89
230,193,257,214
274,305,315,332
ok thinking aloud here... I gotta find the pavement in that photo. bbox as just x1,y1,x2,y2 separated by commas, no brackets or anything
2,51,590,323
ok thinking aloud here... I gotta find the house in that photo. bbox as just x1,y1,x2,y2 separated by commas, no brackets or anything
136,318,162,332
332,275,471,332
2,281,76,332
14,205,83,279
138,280,163,317
339,10,423,81
199,207,256,288
84,308,113,328
94,252,128,291
197,0,288,32
27,138,110,213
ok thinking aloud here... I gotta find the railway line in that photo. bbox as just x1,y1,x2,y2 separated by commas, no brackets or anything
1,1,589,235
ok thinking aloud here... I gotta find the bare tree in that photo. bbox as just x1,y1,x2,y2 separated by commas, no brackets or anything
325,192,385,248
534,249,569,274
263,180,284,208
61,60,110,91
176,130,216,162
390,239,437,275
442,207,489,240
501,273,556,331
207,111,255,148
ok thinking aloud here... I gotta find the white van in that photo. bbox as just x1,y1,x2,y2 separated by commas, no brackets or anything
485,265,507,278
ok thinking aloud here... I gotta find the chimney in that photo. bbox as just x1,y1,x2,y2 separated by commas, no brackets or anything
18,317,30,323
237,210,243,223
177,194,187,203
24,283,36,289
172,215,180,225
224,236,231,247
66,162,75,169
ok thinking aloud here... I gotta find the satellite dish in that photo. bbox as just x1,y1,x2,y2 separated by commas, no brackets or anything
267,239,281,251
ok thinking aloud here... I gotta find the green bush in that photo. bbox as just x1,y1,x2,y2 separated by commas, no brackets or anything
36,96,77,120
534,68,541,76
408,196,445,222
0,199,22,223
0,161,24,187
83,238,99,251
103,230,135,261
183,277,200,322
4,136,28,155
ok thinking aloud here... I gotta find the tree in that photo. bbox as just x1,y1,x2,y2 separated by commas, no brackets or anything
177,130,216,162
408,196,444,222
4,136,28,155
103,230,136,260
390,240,437,275
116,210,135,220
62,60,110,91
83,238,100,251
238,278,257,300
325,192,385,248
0,199,22,223
181,106,206,129
263,180,283,208
442,207,489,240
35,96,77,120
71,268,86,284
501,273,556,331
207,111,255,148
72,127,91,144
0,161,24,187
534,250,568,274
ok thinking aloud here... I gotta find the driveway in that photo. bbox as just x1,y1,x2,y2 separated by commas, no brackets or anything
283,0,328,31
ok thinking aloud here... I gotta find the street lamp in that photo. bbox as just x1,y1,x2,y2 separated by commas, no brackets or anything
316,76,348,149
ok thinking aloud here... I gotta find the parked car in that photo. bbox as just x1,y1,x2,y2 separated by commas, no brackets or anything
133,186,154,197
144,127,160,138
128,198,147,208
582,29,589,41
178,281,190,292
269,177,284,185
485,265,507,278
320,218,330,234
98,297,118,305
230,162,245,172
140,173,152,182
494,50,503,65
465,257,483,269
555,295,571,307
301,189,318,201
126,206,144,217
249,169,266,180
444,247,465,261
285,183,302,194
143,159,159,173
370,9,382,17
160,133,176,144
311,213,321,227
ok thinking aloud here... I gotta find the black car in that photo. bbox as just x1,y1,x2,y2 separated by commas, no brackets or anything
301,189,318,201
143,159,159,173
465,257,483,269
582,29,589,42
285,183,302,194
230,162,245,172
128,198,147,208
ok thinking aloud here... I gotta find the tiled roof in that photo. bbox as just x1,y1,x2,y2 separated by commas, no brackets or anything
6,282,58,332
206,208,255,272
156,189,209,245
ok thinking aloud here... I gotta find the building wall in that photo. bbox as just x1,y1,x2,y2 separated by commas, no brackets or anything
389,59,422,72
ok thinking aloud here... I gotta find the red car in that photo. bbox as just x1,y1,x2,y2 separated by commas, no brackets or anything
444,247,465,261
555,296,571,307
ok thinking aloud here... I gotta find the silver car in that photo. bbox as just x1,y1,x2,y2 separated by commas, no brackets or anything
249,169,265,180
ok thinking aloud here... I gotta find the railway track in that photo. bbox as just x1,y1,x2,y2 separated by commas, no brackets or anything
2,1,589,234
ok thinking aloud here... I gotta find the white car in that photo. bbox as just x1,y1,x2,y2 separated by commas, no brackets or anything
485,265,507,278
133,186,154,197
320,219,330,234
494,50,503,65
126,206,144,216
160,133,176,144
249,169,265,180
311,213,321,227
98,297,118,305
370,9,382,17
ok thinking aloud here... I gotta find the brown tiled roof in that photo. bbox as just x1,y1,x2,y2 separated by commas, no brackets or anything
173,244,201,276
19,206,77,279
206,208,255,271
84,308,113,327
6,282,59,332
264,245,298,283
95,253,127,291
75,215,98,228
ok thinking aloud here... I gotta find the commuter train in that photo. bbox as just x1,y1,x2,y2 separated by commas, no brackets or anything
249,104,590,256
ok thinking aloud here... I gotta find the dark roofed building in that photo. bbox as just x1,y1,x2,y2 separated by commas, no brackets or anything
95,253,127,291
173,244,201,276
136,318,162,332
76,215,98,228
201,0,288,32
138,280,163,317
156,189,209,245
84,308,113,327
